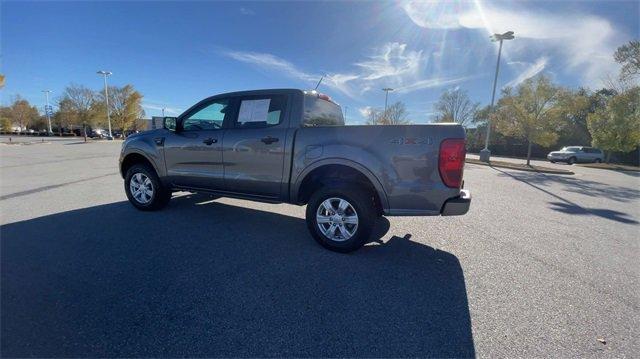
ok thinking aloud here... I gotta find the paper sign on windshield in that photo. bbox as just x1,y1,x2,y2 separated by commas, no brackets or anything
238,99,271,123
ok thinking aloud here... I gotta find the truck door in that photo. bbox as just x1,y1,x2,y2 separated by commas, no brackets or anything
163,97,233,190
221,94,288,198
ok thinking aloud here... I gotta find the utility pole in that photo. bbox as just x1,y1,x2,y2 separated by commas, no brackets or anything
97,70,113,139
162,108,166,117
480,31,514,162
343,106,348,123
382,88,394,112
42,90,53,135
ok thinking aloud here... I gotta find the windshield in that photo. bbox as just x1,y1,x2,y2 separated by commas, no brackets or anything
561,147,581,152
302,96,345,127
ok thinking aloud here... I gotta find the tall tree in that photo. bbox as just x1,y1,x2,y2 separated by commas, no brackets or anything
493,75,565,165
365,107,383,125
614,40,640,83
555,88,594,146
433,88,479,126
8,96,39,131
99,84,144,137
54,97,76,135
587,87,640,162
380,101,410,125
62,84,96,138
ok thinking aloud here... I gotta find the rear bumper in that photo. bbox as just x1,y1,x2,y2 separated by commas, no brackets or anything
441,189,471,216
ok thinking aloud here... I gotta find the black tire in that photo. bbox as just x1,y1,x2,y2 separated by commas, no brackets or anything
568,157,577,165
124,163,171,211
594,158,602,163
549,160,556,163
305,186,378,253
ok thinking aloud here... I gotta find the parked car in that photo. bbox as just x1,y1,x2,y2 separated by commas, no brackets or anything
119,89,471,252
547,146,604,164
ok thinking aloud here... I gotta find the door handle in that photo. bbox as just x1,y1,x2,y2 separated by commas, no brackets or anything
202,138,217,145
261,136,279,144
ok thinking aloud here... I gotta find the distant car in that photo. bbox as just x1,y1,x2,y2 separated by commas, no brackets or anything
547,146,604,164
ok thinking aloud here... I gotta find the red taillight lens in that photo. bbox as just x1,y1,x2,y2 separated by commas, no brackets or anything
439,138,466,188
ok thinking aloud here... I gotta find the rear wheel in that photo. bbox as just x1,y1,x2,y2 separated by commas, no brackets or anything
594,158,602,163
125,164,171,211
306,186,377,253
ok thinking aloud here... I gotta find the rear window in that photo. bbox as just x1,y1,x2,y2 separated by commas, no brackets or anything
303,96,344,127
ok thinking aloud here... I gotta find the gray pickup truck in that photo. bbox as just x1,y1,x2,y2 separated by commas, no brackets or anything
119,89,470,252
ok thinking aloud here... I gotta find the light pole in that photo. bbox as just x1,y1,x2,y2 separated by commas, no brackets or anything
480,31,514,163
42,90,53,134
97,70,113,139
382,88,394,112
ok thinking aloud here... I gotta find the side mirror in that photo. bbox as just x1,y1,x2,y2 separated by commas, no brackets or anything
163,117,177,132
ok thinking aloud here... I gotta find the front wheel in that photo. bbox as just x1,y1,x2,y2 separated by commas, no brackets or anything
306,186,377,253
594,158,602,163
125,164,171,211
568,157,577,165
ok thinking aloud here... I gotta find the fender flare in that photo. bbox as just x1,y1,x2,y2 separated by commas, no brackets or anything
291,158,389,211
120,149,163,179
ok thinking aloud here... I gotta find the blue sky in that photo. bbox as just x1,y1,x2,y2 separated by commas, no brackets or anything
2,1,638,124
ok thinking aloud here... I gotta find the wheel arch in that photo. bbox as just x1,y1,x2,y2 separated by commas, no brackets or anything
120,151,160,179
292,159,389,213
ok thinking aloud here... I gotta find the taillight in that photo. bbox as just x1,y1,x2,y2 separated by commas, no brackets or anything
439,138,466,188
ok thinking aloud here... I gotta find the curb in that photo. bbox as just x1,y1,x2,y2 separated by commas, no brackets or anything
466,159,574,175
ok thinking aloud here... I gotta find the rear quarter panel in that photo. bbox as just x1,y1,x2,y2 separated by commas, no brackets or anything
291,124,465,215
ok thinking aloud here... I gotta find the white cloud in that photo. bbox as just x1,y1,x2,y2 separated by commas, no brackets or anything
358,106,373,117
142,103,183,115
355,42,423,81
402,0,626,87
396,74,480,93
222,43,477,100
239,7,255,16
504,57,548,88
224,50,317,82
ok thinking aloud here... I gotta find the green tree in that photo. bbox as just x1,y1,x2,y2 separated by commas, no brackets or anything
587,87,640,162
8,96,39,131
53,97,76,135
493,75,565,165
555,88,594,146
433,88,478,127
0,116,12,132
614,40,639,83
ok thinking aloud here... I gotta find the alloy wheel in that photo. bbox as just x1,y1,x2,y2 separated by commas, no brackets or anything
316,197,359,242
129,173,154,204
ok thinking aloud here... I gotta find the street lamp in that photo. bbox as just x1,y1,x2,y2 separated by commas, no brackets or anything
42,90,53,134
97,70,113,139
382,88,394,112
480,31,514,163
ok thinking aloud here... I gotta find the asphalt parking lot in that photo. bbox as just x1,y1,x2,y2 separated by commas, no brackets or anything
1,137,639,357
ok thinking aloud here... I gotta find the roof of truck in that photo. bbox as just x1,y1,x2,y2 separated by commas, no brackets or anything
211,88,305,97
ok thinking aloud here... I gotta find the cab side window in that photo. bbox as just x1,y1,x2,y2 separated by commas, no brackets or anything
234,95,286,129
182,99,231,131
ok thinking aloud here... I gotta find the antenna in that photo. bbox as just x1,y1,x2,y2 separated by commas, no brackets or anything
314,75,324,90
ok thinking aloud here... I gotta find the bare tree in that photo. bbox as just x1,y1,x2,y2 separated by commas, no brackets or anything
62,84,96,139
365,107,383,125
433,88,479,126
380,101,410,125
